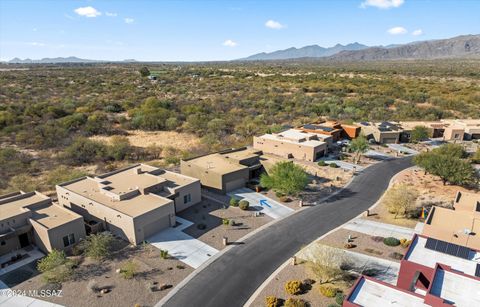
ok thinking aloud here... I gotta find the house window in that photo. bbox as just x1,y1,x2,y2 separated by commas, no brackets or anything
184,194,192,204
63,233,75,247
0,241,6,246
454,134,460,139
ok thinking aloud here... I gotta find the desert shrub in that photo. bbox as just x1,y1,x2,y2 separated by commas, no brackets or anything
371,236,384,242
229,219,235,226
284,298,307,307
82,233,113,261
230,197,239,207
383,184,418,218
329,163,339,168
284,280,302,295
160,249,169,259
279,196,291,202
275,191,285,198
239,200,250,210
335,291,345,305
400,239,412,248
383,237,401,246
260,161,309,196
222,218,230,225
37,250,74,283
318,160,327,166
307,247,347,284
389,252,404,260
265,296,279,307
319,285,338,298
120,260,137,279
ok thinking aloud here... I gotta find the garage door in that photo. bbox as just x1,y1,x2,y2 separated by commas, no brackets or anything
224,178,245,192
382,138,398,144
143,216,170,239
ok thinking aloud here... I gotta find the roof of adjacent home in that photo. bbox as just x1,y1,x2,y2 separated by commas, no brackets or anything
0,191,82,228
59,164,197,217
258,129,326,147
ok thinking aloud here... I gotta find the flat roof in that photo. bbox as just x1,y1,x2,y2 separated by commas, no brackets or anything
258,129,326,148
405,236,480,276
184,152,248,175
0,192,49,221
221,148,262,162
423,206,480,251
348,277,427,307
30,203,82,229
454,191,480,214
60,164,196,217
430,268,480,307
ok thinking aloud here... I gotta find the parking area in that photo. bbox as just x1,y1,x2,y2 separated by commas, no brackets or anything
227,188,294,219
147,217,219,269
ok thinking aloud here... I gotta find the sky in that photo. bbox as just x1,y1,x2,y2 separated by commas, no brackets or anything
0,0,479,61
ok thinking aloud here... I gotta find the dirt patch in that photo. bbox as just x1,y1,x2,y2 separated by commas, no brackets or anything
319,229,409,263
178,200,273,250
249,261,353,307
90,130,202,151
13,238,193,307
367,167,479,227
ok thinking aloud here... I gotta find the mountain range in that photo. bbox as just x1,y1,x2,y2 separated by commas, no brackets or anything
241,34,480,61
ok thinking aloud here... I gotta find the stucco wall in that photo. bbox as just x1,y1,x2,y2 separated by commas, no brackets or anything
253,136,326,162
180,160,224,191
173,180,202,212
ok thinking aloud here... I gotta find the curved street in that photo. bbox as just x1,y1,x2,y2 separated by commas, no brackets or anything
161,157,413,307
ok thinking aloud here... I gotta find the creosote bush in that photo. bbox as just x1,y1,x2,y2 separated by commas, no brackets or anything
120,260,138,279
265,296,279,307
230,197,239,207
383,237,401,247
319,285,338,298
284,298,307,307
239,200,250,210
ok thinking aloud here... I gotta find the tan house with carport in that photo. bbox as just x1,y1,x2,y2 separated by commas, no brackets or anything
181,148,263,194
253,129,327,162
56,164,201,245
358,121,401,144
0,191,86,256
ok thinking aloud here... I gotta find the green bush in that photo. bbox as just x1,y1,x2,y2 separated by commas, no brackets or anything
319,285,338,298
284,280,302,295
239,200,250,210
228,219,235,226
335,291,345,305
329,163,339,168
120,260,137,279
229,197,239,207
37,250,74,283
383,237,401,246
160,249,169,259
265,296,279,307
318,160,327,166
81,233,113,261
222,218,230,225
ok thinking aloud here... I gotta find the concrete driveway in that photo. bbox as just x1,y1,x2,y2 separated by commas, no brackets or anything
227,188,293,219
364,150,393,161
387,144,418,155
147,217,219,269
343,218,416,240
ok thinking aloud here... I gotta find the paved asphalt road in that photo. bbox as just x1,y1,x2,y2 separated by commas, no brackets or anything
161,157,413,307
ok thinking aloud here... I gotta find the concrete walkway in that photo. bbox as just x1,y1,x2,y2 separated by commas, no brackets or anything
297,244,400,285
147,217,219,269
343,218,416,240
227,188,293,219
387,144,419,155
364,150,393,160
0,247,44,276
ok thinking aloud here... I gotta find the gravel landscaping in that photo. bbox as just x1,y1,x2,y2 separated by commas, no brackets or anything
11,238,193,307
178,200,273,250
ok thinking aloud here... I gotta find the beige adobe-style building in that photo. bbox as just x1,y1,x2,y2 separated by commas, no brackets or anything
56,164,201,245
443,119,480,140
181,148,263,194
253,129,327,162
358,121,402,144
423,191,480,251
0,191,86,256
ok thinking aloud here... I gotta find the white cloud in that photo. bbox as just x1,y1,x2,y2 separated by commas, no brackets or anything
265,20,286,29
74,6,101,18
360,0,404,9
412,29,423,36
387,26,407,35
124,18,134,24
28,42,46,47
223,39,238,47
106,12,118,17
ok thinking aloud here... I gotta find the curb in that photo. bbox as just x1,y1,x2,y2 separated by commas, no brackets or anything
243,162,415,306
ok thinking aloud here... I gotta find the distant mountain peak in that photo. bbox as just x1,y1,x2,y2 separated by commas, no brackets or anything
240,42,369,61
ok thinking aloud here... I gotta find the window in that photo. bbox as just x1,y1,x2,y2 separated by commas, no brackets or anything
0,241,6,246
63,233,75,247
184,194,192,204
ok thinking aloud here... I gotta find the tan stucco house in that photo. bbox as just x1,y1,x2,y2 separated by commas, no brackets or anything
56,164,201,245
0,191,86,256
181,148,263,193
358,121,402,144
253,129,327,162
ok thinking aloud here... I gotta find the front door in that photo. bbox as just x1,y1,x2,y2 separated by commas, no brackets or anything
18,233,29,248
